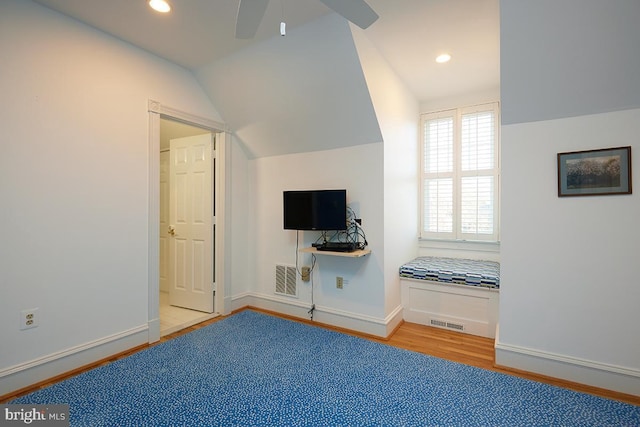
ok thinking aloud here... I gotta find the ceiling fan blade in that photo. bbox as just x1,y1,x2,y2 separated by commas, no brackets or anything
318,0,379,29
235,0,271,39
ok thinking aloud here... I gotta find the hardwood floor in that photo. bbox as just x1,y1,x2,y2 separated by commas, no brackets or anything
371,320,640,406
2,307,639,406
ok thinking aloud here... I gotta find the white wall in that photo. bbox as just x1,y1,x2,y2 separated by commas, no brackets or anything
498,0,640,394
241,143,387,334
351,27,419,319
229,25,421,336
499,111,640,393
228,135,251,307
0,0,221,394
420,88,500,115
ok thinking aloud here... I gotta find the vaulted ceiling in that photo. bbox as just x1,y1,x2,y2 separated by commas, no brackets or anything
33,0,499,103
32,0,499,157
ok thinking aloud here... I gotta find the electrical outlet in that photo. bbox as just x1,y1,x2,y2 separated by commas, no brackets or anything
301,266,310,282
20,308,39,330
336,276,344,289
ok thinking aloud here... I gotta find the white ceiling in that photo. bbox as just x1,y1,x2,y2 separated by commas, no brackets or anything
32,0,499,103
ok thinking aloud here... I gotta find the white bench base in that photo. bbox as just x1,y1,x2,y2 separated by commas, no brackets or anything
400,278,499,339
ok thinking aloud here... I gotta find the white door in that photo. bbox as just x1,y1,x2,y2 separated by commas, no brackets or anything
168,134,214,313
159,151,170,293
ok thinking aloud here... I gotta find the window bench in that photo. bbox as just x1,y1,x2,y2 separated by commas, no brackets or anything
399,257,500,339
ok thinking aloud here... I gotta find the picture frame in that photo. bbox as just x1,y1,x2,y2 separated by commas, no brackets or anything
557,146,632,197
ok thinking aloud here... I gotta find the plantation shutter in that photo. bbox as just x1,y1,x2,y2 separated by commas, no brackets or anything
420,103,499,241
460,110,495,236
422,114,454,236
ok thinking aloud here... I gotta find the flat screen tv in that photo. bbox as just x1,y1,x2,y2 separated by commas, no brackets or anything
283,190,347,231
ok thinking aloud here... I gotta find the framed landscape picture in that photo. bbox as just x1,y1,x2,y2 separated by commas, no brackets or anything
557,146,632,197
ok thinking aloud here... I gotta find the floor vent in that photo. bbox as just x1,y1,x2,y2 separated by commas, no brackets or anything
430,318,465,332
275,264,297,297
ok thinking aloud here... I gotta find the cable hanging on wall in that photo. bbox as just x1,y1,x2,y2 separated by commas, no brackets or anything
295,230,316,320
313,206,368,250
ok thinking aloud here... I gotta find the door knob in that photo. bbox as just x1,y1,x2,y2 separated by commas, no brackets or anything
168,225,176,236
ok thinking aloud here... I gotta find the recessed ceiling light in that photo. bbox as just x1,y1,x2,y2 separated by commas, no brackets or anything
149,0,171,13
435,54,451,64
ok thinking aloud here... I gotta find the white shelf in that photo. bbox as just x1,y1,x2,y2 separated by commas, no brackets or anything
299,247,371,258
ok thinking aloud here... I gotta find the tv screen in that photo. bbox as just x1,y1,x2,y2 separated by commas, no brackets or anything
283,190,347,231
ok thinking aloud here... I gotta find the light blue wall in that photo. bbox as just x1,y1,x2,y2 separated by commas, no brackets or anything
500,0,640,125
195,13,382,159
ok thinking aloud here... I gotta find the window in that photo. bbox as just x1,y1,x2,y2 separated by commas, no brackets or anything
420,103,500,241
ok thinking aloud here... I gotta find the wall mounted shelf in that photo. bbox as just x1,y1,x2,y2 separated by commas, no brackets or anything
299,247,371,258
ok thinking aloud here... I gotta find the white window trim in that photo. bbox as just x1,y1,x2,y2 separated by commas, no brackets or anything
419,102,501,243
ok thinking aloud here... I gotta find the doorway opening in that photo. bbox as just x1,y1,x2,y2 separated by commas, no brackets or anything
159,119,217,336
148,100,229,343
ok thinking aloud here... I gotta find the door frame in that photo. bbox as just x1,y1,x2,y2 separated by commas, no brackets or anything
147,99,230,343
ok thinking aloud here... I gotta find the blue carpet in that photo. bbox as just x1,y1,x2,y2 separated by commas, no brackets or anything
12,310,640,426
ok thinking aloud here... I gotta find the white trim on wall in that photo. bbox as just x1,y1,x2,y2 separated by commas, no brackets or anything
147,100,227,133
495,341,640,396
0,325,148,397
148,107,161,343
418,238,500,262
231,292,403,338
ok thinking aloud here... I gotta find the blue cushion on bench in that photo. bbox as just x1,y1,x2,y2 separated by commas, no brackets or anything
399,257,500,289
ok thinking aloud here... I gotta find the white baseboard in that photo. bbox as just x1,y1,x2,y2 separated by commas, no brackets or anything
0,325,148,397
231,292,403,338
495,341,640,396
148,317,160,343
222,295,233,316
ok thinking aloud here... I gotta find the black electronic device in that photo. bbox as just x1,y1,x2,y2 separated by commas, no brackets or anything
283,189,347,231
316,242,358,252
